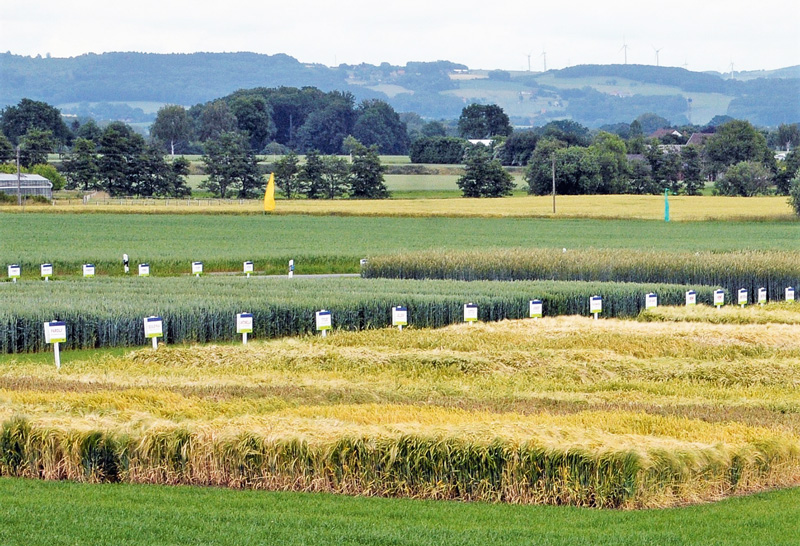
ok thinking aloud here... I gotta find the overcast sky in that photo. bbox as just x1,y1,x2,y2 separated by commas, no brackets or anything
2,0,798,73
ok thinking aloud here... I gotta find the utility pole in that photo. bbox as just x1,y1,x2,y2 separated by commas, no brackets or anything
16,145,21,206
551,154,556,214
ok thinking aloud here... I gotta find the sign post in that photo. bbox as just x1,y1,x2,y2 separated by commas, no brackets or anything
758,287,767,306
529,299,543,319
685,290,697,306
236,313,253,344
243,261,254,278
139,263,150,277
787,287,796,302
738,288,748,308
316,310,332,337
41,263,53,282
392,306,408,330
464,303,478,324
8,264,20,283
143,316,164,350
590,296,602,320
44,321,67,369
289,259,294,278
123,253,129,274
645,293,658,310
82,264,95,278
192,261,203,277
714,289,725,309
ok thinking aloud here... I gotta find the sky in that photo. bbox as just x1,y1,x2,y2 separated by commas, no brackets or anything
2,0,799,73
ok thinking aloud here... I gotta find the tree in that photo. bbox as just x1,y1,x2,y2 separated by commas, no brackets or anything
63,138,99,191
421,121,447,137
680,145,704,195
536,120,591,147
352,99,409,154
590,132,628,193
201,132,262,198
230,95,275,152
704,120,773,177
0,98,71,145
524,138,567,195
19,128,55,168
296,97,356,154
789,175,800,216
496,131,538,166
349,143,388,199
627,159,659,194
714,161,773,196
75,119,102,142
458,104,512,139
298,149,326,199
776,149,800,195
457,144,515,198
198,101,238,141
274,151,301,199
151,105,192,156
97,122,145,196
321,156,351,199
634,113,671,135
30,164,66,191
0,134,15,163
771,123,800,151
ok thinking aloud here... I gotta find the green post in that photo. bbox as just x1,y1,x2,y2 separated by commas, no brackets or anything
664,189,670,222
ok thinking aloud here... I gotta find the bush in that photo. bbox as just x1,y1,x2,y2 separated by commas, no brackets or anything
714,161,773,196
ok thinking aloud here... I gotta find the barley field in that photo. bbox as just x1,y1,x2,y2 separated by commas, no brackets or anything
2,315,799,508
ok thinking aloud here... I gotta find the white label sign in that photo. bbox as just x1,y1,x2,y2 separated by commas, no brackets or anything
786,287,795,301
139,263,150,277
236,313,253,334
738,289,748,306
143,316,164,338
685,290,697,306
44,321,67,344
529,300,543,318
714,290,725,307
8,265,20,279
41,264,53,278
83,264,95,278
316,310,332,331
464,303,478,322
243,261,254,273
590,296,602,314
758,288,767,304
645,293,658,310
192,261,203,275
392,306,408,326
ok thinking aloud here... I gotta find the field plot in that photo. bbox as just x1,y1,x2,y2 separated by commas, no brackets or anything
3,194,795,220
2,315,799,508
0,277,719,352
3,213,800,277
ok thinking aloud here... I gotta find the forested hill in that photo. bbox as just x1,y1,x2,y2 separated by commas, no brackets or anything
0,52,362,105
1,52,797,127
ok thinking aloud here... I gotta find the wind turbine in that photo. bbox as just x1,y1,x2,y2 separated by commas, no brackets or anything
526,51,532,72
728,61,735,79
619,36,630,65
541,48,547,72
652,45,663,67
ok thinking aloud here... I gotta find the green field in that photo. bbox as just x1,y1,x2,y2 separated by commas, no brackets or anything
1,478,798,546
3,214,800,277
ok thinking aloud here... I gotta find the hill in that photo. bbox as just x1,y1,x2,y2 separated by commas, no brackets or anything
1,52,797,128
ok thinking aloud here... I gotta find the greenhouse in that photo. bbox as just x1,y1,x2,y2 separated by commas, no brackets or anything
0,173,53,200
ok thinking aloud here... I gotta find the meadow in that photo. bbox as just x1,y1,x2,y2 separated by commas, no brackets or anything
0,276,719,352
2,313,800,508
3,212,800,277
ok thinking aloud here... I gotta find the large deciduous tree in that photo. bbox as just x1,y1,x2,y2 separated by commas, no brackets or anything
230,95,276,152
274,151,301,199
458,104,512,139
98,122,145,196
150,105,192,156
704,120,773,177
352,99,409,155
63,138,99,191
714,161,773,196
457,144,515,198
0,98,71,146
201,131,263,198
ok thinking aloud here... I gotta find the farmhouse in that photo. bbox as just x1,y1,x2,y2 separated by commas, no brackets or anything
0,173,53,199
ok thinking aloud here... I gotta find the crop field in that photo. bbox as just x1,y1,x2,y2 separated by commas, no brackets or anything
4,194,796,220
362,248,800,299
0,276,720,352
3,213,800,277
2,312,799,509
